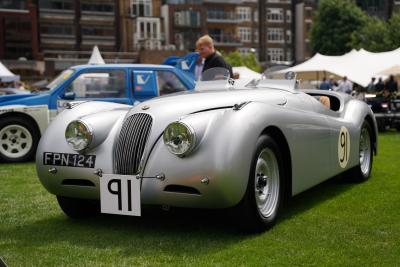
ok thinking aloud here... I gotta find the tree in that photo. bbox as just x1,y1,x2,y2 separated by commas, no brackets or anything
224,51,262,72
388,13,400,50
350,16,392,52
310,0,367,55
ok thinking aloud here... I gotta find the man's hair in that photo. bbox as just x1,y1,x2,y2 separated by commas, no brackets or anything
196,35,214,50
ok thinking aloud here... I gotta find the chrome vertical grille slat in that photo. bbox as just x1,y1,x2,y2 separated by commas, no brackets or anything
114,113,153,175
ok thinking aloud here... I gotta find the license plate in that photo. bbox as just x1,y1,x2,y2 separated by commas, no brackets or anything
100,174,141,216
43,152,96,168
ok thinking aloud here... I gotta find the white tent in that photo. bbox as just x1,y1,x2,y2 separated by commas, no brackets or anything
274,48,400,87
88,45,105,65
378,65,400,76
233,66,262,80
0,61,19,82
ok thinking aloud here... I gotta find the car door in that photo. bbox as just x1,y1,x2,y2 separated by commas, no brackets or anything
57,69,132,114
287,93,333,195
132,70,158,103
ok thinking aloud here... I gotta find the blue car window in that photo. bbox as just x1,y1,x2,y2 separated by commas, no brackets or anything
156,71,187,96
65,70,126,98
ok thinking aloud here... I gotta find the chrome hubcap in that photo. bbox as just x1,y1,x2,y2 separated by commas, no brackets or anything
0,125,33,159
255,148,280,218
359,127,371,176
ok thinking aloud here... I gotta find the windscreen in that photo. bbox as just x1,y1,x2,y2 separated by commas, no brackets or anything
200,67,230,82
46,69,75,91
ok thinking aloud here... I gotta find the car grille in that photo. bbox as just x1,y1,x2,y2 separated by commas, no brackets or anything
114,113,153,175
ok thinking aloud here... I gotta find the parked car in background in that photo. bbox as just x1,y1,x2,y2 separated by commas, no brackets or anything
36,69,377,232
0,64,195,162
0,87,30,95
365,94,400,131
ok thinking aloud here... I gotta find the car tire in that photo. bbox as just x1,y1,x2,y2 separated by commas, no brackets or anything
0,116,40,162
347,121,373,182
234,135,286,233
57,196,99,219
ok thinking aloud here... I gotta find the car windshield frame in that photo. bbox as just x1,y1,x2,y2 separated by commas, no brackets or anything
46,69,75,91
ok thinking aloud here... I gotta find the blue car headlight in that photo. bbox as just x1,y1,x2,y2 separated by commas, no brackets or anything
163,122,196,157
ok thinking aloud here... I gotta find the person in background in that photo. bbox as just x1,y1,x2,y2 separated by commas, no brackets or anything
194,56,204,81
196,35,233,78
375,77,384,92
366,77,376,93
319,77,330,90
385,75,398,93
336,76,352,94
328,75,338,90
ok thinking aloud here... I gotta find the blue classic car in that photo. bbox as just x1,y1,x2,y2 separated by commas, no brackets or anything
0,64,195,162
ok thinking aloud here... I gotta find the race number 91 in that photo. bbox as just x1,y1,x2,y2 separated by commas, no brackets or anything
338,126,350,168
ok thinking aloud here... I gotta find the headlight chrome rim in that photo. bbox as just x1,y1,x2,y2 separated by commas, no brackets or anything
65,120,93,152
163,121,196,157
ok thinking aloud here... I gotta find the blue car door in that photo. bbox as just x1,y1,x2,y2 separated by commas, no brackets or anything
57,69,132,112
132,70,158,103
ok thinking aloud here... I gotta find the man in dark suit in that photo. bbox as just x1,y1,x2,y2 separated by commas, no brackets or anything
196,35,233,79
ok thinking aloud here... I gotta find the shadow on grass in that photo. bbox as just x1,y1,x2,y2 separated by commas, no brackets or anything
1,175,358,257
280,175,357,222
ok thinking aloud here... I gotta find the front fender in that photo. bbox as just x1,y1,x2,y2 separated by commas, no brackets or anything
141,102,287,208
35,101,130,197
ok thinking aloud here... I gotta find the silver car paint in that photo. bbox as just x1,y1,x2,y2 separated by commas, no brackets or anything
36,85,377,208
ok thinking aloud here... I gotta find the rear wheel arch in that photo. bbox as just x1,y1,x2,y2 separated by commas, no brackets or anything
364,115,377,155
0,112,41,137
260,126,292,200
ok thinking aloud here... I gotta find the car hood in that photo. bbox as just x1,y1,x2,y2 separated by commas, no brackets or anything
132,89,288,115
0,92,50,106
126,89,288,132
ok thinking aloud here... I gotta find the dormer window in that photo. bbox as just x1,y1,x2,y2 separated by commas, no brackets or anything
131,0,152,17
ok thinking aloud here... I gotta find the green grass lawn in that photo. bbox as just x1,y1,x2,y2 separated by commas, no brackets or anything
1,132,399,266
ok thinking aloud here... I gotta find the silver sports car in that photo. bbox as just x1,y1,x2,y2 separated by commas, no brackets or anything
36,70,377,232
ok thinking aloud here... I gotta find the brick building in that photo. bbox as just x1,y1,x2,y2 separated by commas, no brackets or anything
0,0,39,60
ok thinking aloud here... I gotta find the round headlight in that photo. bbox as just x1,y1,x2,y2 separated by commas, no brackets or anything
65,120,93,152
163,122,195,157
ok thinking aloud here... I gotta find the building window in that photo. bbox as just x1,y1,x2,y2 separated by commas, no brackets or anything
267,0,291,3
286,10,291,23
82,25,114,37
81,2,114,13
41,24,75,36
174,10,201,27
267,28,284,43
239,27,251,42
267,8,284,22
131,0,152,17
253,10,258,22
238,47,250,55
0,0,27,9
254,29,259,43
267,48,284,63
286,50,292,61
237,7,251,21
137,20,160,39
39,0,73,10
286,30,291,43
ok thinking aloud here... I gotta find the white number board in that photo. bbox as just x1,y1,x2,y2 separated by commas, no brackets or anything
100,174,141,216
338,126,350,168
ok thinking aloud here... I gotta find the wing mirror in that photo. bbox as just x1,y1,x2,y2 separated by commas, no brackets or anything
62,91,76,100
